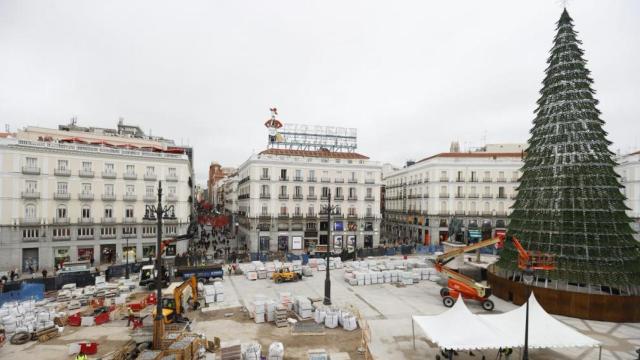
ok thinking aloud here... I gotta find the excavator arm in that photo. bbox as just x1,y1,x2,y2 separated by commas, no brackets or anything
173,276,197,316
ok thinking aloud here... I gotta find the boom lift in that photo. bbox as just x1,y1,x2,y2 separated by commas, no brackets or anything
511,236,556,271
435,238,500,311
152,276,199,324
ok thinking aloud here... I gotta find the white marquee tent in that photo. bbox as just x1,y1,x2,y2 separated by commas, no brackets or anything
412,293,601,357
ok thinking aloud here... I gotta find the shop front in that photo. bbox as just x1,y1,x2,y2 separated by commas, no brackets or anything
346,235,356,251
142,244,156,259
22,248,39,272
259,236,270,253
277,235,289,252
122,246,136,262
100,244,116,264
364,235,373,248
333,235,343,252
304,230,318,252
54,247,71,267
77,247,94,262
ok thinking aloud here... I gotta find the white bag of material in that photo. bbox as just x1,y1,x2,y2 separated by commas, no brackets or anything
324,312,338,328
268,342,284,360
81,316,95,326
370,274,378,284
342,314,358,331
242,342,262,360
215,293,224,302
314,309,326,324
254,312,265,324
68,343,81,355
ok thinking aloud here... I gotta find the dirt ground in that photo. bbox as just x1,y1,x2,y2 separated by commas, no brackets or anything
193,306,364,359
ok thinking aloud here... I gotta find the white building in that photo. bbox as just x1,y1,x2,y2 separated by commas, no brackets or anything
617,150,640,240
0,122,193,272
383,146,524,244
235,148,382,254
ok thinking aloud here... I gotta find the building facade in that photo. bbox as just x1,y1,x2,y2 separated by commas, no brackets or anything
0,123,193,272
207,162,235,206
235,149,382,254
383,147,524,245
617,151,640,241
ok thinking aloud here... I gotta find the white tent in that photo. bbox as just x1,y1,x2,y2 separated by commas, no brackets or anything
412,293,601,356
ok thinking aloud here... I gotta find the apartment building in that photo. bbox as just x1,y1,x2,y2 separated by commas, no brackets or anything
235,148,383,254
0,122,193,271
383,145,524,244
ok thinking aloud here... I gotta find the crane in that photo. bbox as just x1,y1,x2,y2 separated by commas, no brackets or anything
435,237,500,311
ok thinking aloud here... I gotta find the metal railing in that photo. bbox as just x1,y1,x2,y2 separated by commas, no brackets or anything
21,166,40,175
77,217,94,224
102,171,117,179
78,192,94,201
21,191,40,199
123,194,137,201
54,168,71,176
78,170,95,178
101,193,116,201
166,173,179,182
123,172,137,180
144,173,157,181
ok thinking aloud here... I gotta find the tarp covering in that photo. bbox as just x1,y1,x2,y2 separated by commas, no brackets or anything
412,293,600,351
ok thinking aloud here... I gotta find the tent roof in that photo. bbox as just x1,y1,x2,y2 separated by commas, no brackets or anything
412,293,600,351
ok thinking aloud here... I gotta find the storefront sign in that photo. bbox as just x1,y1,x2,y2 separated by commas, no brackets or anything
292,236,303,250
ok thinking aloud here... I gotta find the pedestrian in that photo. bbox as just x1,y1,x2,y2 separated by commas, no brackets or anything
42,268,48,279
127,307,135,326
9,269,15,282
90,255,95,268
28,264,34,275
75,351,87,360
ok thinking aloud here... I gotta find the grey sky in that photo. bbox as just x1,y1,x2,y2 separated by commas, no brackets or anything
1,0,638,184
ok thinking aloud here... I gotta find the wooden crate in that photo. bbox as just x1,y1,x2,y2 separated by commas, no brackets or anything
164,338,192,360
220,344,241,360
137,350,163,360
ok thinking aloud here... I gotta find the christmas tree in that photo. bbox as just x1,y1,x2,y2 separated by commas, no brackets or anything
498,9,640,289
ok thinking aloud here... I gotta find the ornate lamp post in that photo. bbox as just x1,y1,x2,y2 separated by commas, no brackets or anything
144,181,176,350
125,236,130,279
321,189,337,306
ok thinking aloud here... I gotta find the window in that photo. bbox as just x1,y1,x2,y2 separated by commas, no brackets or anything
23,229,39,239
81,206,91,219
57,160,68,170
126,185,135,195
280,169,287,180
261,205,268,215
295,186,302,196
308,186,315,196
440,201,447,212
169,167,176,175
470,186,476,195
440,171,447,180
440,185,447,194
126,164,135,174
349,187,356,198
146,186,154,196
261,185,269,195
101,227,116,236
484,186,490,195
366,188,372,197
498,171,505,180
77,228,94,237
56,205,67,219
123,226,137,235
457,171,464,181
168,186,176,195
25,180,37,192
457,186,463,196
82,161,92,171
104,163,114,172
335,187,342,197
25,204,36,218
57,182,68,194
498,186,505,198
295,169,302,179
484,171,491,180
470,202,476,211
280,205,287,215
335,205,342,215
82,183,92,193
146,166,155,174
53,228,70,238
306,222,317,230
308,206,315,216
322,187,330,197
104,206,113,218
125,207,134,218
484,202,490,212
26,157,37,167
350,172,357,181
366,207,372,217
348,207,356,216
262,168,269,179
280,185,287,195
105,184,114,195
309,170,315,179
294,206,301,215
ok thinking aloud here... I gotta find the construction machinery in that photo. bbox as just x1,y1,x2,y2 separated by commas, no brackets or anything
511,236,556,271
272,267,301,283
435,237,500,311
152,276,199,324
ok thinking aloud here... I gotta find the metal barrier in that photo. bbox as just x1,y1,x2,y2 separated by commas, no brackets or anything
0,282,45,306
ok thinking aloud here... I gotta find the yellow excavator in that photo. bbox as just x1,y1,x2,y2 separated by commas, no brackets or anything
152,276,200,324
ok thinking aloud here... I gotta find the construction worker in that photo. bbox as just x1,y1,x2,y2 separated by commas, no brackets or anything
127,307,135,327
75,351,87,360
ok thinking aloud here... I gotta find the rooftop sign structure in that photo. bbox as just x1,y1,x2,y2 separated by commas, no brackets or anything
265,108,357,152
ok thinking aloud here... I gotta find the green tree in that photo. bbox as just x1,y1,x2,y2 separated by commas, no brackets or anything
498,9,640,289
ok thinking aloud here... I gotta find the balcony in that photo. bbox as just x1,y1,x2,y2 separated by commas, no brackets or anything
293,177,303,182
438,211,450,217
21,191,40,199
365,179,375,184
144,194,156,202
54,168,71,176
482,178,492,182
334,195,344,201
77,233,95,240
260,193,271,199
123,217,137,224
496,194,508,199
365,196,375,201
166,173,179,182
142,231,156,238
364,214,375,220
482,194,493,199
439,177,449,182
101,193,116,201
238,194,250,200
321,195,329,201
101,217,116,224
123,194,137,201
78,169,95,178
320,177,331,183
122,232,137,239
279,176,289,182
307,195,317,201
348,196,358,201
291,213,303,220
497,178,507,183
166,193,178,202
307,177,317,182
306,213,317,219
455,177,465,183
77,217,94,224
454,210,465,215
123,172,138,180
333,213,344,219
21,166,41,175
144,173,157,181
52,232,71,241
278,213,289,219
482,211,493,216
258,214,271,221
52,217,70,224
78,192,94,201
347,213,358,219
467,194,479,198
496,211,508,216
100,232,117,239
278,194,289,200
467,210,478,216
334,178,344,183
101,170,117,179
439,193,449,198
260,174,271,180
454,193,465,199
293,194,304,200
348,178,358,184
20,217,41,225
469,178,478,183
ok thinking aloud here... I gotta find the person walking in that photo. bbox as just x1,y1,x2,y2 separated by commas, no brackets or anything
41,268,48,279
127,307,135,327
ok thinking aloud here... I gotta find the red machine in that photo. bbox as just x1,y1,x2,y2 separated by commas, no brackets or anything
435,238,501,311
511,236,556,271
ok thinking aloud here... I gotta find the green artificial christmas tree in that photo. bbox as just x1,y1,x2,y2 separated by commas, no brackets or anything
498,9,640,290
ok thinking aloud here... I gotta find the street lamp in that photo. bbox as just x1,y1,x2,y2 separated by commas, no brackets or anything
321,189,338,306
522,268,534,360
144,181,176,350
125,236,130,279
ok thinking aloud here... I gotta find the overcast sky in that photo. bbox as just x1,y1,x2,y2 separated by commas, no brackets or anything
1,0,639,184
